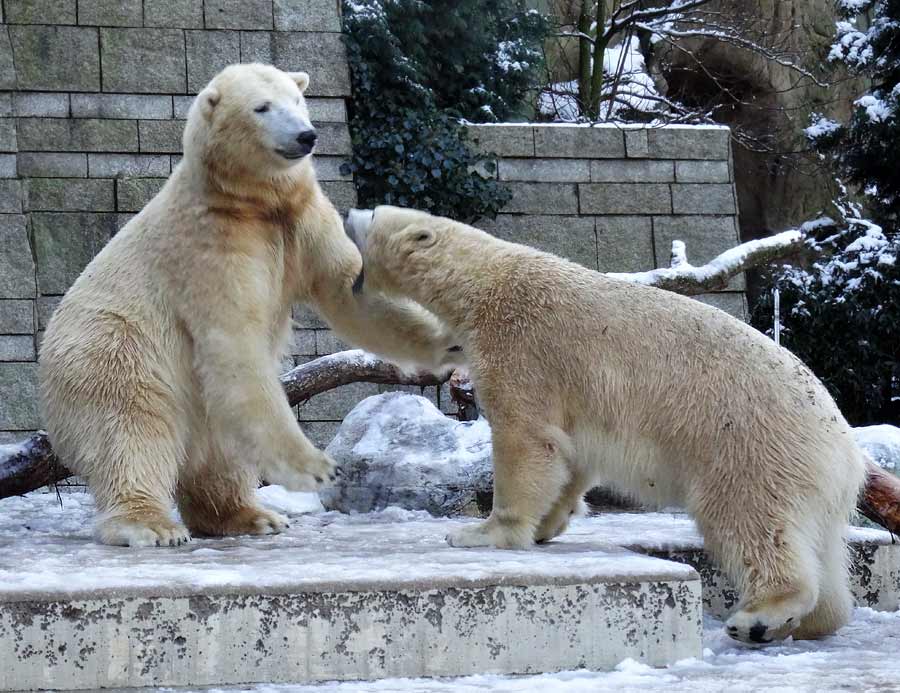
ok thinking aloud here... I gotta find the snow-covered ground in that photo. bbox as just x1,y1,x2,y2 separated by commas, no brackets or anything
169,606,900,692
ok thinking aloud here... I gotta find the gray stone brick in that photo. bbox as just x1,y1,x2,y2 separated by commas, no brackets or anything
173,95,194,119
144,0,203,28
652,215,743,290
78,0,142,26
241,31,351,97
291,328,317,356
534,126,625,159
138,120,184,153
675,160,731,183
596,216,654,274
648,127,731,160
315,122,351,156
297,380,378,420
695,292,748,322
100,28,186,93
293,302,327,329
17,118,138,152
206,0,274,30
320,181,357,212
9,25,100,91
0,362,40,429
307,98,347,123
315,329,349,355
13,92,69,117
71,94,173,120
468,126,534,157
477,214,597,269
498,158,590,183
17,152,87,177
0,180,22,212
88,154,170,178
298,420,340,449
186,30,241,93
314,156,352,182
275,0,342,32
0,154,16,178
0,94,11,118
32,211,118,294
503,182,578,215
0,119,16,152
590,159,674,183
0,215,35,298
624,129,649,158
579,183,671,215
116,177,166,212
116,213,135,230
0,30,15,91
36,296,60,329
5,0,76,24
671,183,736,215
0,335,35,361
0,300,34,334
24,178,114,212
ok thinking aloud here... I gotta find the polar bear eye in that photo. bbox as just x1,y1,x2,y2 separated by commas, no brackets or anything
254,102,270,113
415,233,430,242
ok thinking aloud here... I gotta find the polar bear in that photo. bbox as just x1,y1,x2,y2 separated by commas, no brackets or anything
344,205,868,644
38,65,458,548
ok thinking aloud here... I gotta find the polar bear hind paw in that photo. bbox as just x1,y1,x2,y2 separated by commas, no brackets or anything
96,515,192,548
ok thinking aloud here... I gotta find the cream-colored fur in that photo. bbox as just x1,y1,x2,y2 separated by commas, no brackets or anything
348,205,868,644
38,66,458,548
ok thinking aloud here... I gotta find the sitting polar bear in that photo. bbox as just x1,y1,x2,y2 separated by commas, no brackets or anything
344,205,868,645
39,65,458,548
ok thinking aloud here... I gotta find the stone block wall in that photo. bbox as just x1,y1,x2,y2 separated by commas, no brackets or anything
469,123,746,320
0,0,358,444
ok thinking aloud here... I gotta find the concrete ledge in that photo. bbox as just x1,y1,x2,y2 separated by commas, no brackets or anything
0,494,703,691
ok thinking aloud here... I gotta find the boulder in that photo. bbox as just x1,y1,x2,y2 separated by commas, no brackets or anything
321,392,493,516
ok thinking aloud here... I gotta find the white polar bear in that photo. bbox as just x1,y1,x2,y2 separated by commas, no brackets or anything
38,66,458,548
344,204,868,645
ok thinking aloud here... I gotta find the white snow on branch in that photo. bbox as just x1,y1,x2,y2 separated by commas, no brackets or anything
608,229,804,290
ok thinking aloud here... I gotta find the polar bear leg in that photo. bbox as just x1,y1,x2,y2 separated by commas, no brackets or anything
176,435,289,538
792,526,854,639
91,431,190,548
720,525,820,644
447,425,570,550
535,472,590,543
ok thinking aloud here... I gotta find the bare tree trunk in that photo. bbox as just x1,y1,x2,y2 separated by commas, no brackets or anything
0,350,448,500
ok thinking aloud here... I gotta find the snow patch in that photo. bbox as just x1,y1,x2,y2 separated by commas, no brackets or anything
855,425,900,471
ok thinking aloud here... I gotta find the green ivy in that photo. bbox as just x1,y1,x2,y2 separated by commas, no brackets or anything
340,0,549,223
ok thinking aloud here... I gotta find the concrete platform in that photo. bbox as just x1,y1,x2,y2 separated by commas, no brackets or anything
0,493,703,691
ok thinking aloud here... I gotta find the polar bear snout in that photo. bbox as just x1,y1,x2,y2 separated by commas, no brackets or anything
345,208,375,253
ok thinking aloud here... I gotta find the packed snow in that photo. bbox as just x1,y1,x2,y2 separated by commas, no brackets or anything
0,492,706,600
171,606,900,692
856,424,900,471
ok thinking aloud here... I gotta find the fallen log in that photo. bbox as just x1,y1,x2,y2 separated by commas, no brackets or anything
858,462,900,536
1,349,448,500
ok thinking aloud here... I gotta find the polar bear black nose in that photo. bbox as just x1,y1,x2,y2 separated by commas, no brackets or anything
296,129,317,147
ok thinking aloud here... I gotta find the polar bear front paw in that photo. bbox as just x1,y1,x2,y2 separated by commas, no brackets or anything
263,449,338,491
228,506,290,536
97,515,192,548
446,520,533,550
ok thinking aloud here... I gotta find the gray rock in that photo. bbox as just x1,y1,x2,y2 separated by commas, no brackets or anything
321,392,493,516
0,215,35,299
856,425,900,476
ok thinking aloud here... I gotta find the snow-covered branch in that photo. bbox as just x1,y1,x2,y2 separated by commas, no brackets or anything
607,220,835,294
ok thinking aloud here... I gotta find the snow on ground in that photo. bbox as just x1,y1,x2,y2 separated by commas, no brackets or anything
0,493,701,599
167,606,900,692
855,424,900,471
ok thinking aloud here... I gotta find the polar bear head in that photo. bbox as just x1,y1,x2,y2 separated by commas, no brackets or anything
183,63,317,180
344,205,458,299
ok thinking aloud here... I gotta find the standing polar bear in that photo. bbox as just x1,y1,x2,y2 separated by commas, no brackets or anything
39,65,458,548
345,205,868,644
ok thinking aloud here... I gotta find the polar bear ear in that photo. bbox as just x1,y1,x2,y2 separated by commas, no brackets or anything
289,71,310,93
198,87,221,121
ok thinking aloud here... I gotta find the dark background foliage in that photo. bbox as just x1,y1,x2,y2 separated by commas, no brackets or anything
340,0,548,222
